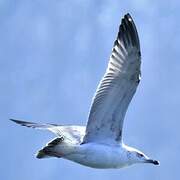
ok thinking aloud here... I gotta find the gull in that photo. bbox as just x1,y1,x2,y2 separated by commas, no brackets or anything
11,13,159,169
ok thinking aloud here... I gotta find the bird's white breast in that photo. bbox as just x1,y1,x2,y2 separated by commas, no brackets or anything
63,143,129,169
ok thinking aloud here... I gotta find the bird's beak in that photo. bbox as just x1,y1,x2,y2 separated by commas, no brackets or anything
146,159,160,165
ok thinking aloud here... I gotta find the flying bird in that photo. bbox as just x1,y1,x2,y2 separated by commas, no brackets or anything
11,13,159,169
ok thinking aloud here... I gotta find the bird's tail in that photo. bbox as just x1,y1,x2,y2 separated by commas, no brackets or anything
36,137,64,159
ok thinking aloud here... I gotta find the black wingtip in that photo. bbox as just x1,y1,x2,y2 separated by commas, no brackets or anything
10,118,34,127
124,13,132,20
118,13,140,50
10,118,59,129
10,118,21,124
125,13,132,18
124,14,134,25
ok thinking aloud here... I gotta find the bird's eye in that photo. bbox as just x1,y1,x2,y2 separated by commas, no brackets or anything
137,153,143,158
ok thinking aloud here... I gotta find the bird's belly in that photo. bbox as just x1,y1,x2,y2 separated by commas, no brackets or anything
63,143,127,169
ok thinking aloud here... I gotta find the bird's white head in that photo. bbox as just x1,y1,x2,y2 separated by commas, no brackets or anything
124,145,159,166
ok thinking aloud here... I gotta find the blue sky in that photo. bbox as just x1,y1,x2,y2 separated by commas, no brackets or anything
1,0,180,179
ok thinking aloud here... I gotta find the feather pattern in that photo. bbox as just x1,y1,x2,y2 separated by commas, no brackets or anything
10,119,85,144
83,14,141,144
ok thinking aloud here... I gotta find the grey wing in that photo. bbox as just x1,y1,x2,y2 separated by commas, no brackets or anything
10,119,86,144
83,14,141,145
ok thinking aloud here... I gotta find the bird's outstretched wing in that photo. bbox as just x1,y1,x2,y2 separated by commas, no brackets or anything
83,14,141,145
10,119,86,144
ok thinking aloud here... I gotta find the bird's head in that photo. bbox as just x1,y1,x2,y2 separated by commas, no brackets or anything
125,146,159,166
